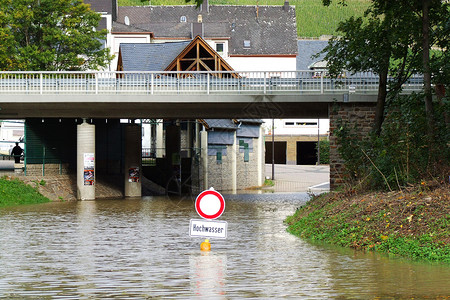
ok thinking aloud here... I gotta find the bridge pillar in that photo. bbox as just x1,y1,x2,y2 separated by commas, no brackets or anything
124,124,142,197
329,103,376,189
77,121,96,200
200,130,208,190
156,120,164,158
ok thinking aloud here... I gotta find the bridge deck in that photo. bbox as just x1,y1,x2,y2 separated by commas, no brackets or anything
0,71,423,119
0,71,423,95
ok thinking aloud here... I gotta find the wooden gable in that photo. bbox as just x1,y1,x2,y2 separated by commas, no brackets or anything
164,35,237,77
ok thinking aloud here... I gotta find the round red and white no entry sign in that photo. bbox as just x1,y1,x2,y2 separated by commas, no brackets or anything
195,189,225,219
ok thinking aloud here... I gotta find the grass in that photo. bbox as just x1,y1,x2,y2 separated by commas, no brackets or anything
264,178,275,187
0,176,51,207
285,182,450,263
117,0,371,37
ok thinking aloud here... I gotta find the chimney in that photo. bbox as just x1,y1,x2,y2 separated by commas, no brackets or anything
192,23,204,38
283,0,289,11
200,0,209,13
112,0,118,21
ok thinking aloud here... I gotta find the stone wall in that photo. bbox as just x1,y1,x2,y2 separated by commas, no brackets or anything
25,163,71,176
329,103,376,188
236,137,262,190
207,144,234,191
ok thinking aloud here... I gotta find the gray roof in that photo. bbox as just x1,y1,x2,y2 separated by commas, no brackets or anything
112,21,151,33
84,0,113,14
236,119,264,124
296,40,329,70
117,5,297,56
203,119,237,130
119,41,190,71
84,0,117,23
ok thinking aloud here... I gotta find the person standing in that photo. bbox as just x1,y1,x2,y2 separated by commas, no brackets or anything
11,142,23,163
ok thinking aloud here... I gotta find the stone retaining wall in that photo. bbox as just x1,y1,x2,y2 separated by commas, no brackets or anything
25,163,71,176
329,103,377,188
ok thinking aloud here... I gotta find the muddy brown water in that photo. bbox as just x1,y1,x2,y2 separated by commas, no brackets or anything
1,193,449,298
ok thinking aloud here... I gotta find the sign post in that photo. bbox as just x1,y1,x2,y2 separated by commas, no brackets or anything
189,188,228,240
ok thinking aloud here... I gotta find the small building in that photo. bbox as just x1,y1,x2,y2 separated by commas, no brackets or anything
200,119,265,191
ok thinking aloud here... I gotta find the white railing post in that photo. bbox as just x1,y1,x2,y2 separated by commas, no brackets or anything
263,72,267,94
207,74,210,95
95,72,98,94
40,73,43,95
320,71,324,94
151,73,154,95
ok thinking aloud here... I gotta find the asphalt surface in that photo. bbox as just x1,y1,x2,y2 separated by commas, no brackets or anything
265,164,330,193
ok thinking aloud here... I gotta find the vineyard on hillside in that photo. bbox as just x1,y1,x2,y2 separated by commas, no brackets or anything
117,0,370,37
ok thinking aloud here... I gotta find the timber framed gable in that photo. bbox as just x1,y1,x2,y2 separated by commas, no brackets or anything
164,36,237,77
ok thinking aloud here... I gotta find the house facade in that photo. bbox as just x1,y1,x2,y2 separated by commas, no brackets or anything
85,0,298,72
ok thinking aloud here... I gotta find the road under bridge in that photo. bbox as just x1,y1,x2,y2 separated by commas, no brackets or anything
0,71,423,199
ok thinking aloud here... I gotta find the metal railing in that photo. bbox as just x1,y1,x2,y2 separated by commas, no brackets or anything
0,70,424,95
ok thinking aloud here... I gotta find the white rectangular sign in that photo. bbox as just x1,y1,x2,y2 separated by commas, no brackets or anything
189,219,228,239
84,153,95,168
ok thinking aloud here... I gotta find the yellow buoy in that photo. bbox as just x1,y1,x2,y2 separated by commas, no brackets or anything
200,239,211,251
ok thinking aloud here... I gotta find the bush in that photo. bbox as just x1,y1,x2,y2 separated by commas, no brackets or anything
317,139,330,164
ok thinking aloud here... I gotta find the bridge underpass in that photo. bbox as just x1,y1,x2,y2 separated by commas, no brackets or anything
0,71,422,199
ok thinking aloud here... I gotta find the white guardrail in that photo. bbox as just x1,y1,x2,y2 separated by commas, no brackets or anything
0,71,423,95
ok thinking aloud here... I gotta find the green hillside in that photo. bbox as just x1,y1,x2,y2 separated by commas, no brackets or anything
117,0,370,37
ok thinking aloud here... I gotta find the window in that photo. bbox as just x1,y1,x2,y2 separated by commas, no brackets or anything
284,121,317,127
296,122,317,126
216,43,224,53
243,40,251,48
180,16,187,22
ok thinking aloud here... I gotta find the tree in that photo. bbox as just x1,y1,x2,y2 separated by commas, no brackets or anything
318,3,423,135
0,0,112,71
320,0,449,136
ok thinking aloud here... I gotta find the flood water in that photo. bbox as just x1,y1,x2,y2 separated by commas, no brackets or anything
1,193,449,298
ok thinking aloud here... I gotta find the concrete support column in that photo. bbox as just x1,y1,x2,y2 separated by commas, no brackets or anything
186,120,193,158
200,130,208,190
156,119,164,158
77,122,95,200
231,131,237,193
124,124,142,197
195,121,200,151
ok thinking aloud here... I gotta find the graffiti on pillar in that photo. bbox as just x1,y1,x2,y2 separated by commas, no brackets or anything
129,167,140,182
84,153,95,186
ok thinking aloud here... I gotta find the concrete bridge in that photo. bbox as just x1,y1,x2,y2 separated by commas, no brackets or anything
0,71,423,199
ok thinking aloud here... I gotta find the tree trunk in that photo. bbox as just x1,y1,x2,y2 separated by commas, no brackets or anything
374,68,388,136
422,0,434,139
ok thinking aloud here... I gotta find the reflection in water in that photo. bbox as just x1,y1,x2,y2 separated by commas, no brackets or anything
0,194,449,298
190,252,227,298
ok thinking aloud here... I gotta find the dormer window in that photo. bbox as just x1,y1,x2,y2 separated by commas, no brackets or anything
243,40,251,48
180,16,187,22
197,14,203,23
216,43,224,54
